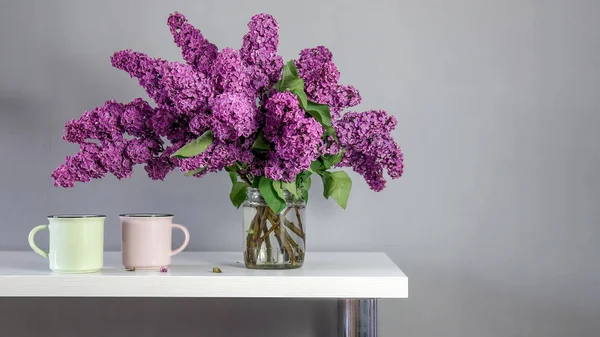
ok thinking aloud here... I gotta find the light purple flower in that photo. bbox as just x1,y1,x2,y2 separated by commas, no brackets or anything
209,92,260,141
211,48,253,97
162,62,214,114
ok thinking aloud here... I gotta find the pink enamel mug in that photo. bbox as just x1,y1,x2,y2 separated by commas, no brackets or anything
120,213,190,270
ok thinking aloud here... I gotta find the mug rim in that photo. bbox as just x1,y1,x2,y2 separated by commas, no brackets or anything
47,214,106,218
119,213,174,218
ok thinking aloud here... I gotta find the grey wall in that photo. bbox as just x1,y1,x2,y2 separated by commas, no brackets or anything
0,0,599,336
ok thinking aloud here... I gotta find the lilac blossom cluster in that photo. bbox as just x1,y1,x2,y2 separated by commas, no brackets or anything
295,46,362,119
52,12,404,193
52,99,163,187
335,110,404,191
263,92,323,182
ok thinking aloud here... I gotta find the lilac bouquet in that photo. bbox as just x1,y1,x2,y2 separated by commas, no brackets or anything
52,12,404,267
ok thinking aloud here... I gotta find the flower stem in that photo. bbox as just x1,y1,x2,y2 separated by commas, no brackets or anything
294,206,305,236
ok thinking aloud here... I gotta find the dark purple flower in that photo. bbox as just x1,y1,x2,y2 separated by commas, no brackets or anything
111,50,172,106
126,139,153,164
51,143,107,187
211,48,253,97
167,12,218,75
240,13,284,91
189,113,211,135
112,50,213,115
144,145,178,181
97,139,133,180
262,92,322,182
121,98,154,137
335,110,404,191
295,46,362,118
150,107,195,145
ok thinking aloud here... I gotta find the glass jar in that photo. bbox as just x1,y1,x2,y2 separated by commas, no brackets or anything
242,188,306,269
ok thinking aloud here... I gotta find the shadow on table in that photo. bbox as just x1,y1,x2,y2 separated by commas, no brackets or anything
0,298,337,337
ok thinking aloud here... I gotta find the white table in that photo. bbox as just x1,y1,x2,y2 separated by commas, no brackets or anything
0,252,408,336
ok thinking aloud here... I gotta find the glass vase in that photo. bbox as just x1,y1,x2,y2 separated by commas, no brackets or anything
242,188,306,269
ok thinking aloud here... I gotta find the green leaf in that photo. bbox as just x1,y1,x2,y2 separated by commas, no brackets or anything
281,181,299,199
292,88,308,110
310,159,324,173
275,60,304,92
322,149,345,169
321,171,352,209
323,125,337,140
229,182,248,209
295,171,312,202
172,130,213,158
229,171,238,184
300,175,311,202
258,177,286,214
252,131,271,151
251,177,261,188
184,167,206,177
273,180,286,200
305,101,332,127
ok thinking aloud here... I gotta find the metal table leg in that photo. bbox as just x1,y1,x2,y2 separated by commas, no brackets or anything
339,299,378,337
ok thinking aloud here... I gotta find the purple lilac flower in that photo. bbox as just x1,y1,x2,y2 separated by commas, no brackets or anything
144,145,178,181
335,110,404,191
97,139,133,180
63,100,124,143
150,107,195,145
126,139,153,164
162,62,214,114
53,99,165,187
179,138,254,175
262,92,322,182
319,135,341,156
189,113,211,135
211,48,253,97
240,14,284,91
209,93,260,141
54,12,404,192
121,98,154,137
111,50,171,106
112,50,213,115
168,12,218,75
52,143,106,188
295,46,362,118
263,91,304,139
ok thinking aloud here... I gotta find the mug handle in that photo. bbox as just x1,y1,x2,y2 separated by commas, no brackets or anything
170,224,190,256
28,225,49,259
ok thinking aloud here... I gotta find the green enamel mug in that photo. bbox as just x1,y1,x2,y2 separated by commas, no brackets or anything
28,214,105,273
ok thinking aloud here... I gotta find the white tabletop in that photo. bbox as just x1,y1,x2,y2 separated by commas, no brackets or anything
0,251,408,298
